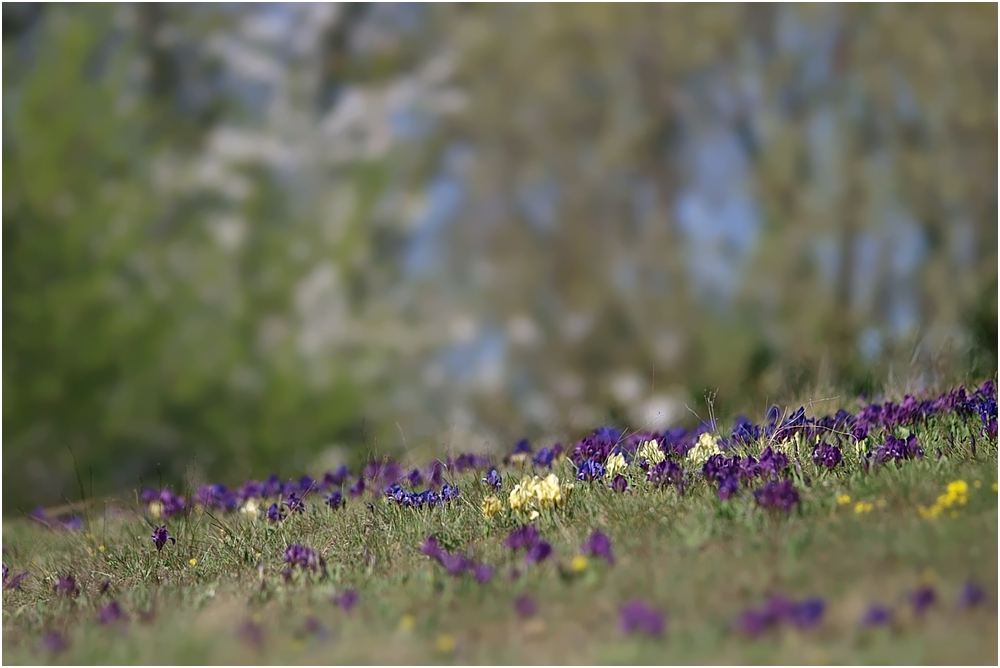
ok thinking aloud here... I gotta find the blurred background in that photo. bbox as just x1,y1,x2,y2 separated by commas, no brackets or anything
3,3,997,512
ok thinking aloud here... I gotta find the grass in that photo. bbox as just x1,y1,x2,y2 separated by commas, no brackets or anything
2,388,997,665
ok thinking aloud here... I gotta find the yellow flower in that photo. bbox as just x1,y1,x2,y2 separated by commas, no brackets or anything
481,495,503,519
434,633,456,654
637,439,665,465
398,614,416,632
687,432,721,464
993,482,998,493
854,501,874,514
189,558,198,566
947,480,968,496
973,480,982,489
604,452,627,479
836,494,851,506
148,500,164,519
570,555,589,573
240,498,259,515
98,545,106,552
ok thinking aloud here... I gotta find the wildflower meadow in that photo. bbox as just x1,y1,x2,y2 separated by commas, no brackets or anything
2,380,997,664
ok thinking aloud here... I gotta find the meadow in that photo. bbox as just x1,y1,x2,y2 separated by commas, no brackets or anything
2,380,997,665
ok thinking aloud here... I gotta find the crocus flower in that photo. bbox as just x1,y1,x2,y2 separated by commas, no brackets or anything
334,589,359,613
98,600,127,625
53,575,79,598
619,600,665,637
483,469,503,491
525,541,552,564
957,581,986,609
583,531,615,565
514,595,537,618
861,604,892,627
151,525,175,552
284,493,305,514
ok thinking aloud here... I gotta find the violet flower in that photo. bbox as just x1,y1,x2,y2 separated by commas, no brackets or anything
39,631,69,654
619,600,665,637
473,563,495,584
525,541,552,564
514,595,537,618
325,491,343,510
151,525,175,552
334,589,359,613
482,469,503,491
861,604,892,627
583,531,615,565
98,600,127,625
753,479,800,513
505,525,540,551
53,575,79,598
911,586,936,615
957,581,986,609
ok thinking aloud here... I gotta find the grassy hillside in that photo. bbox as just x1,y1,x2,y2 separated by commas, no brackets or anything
2,380,997,664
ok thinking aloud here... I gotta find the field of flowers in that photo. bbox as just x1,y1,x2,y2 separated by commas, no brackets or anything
2,380,997,664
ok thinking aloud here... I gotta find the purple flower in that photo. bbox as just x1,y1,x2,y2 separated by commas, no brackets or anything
406,468,424,488
532,448,556,468
266,503,286,523
861,604,892,627
525,541,552,564
576,458,606,482
473,563,495,584
717,475,739,500
151,525,175,552
753,479,800,513
758,446,790,478
646,460,683,489
439,552,472,576
334,589,359,613
3,570,28,590
283,544,322,572
482,469,503,491
619,600,665,637
957,581,986,609
610,474,629,494
441,484,460,502
512,438,533,455
874,434,923,465
348,477,366,498
284,493,306,514
53,575,79,598
39,631,69,653
420,536,445,561
583,531,615,565
325,491,343,510
515,595,537,618
98,600,127,625
505,525,541,551
911,586,936,615
789,597,825,628
811,443,843,470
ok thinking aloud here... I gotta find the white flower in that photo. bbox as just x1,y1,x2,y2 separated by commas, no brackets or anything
637,440,665,465
605,452,628,478
687,432,721,464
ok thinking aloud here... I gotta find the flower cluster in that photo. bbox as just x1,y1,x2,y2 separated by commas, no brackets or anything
504,525,553,564
419,536,495,580
753,479,800,513
736,595,825,636
385,483,460,509
282,544,325,579
508,473,571,521
918,480,969,519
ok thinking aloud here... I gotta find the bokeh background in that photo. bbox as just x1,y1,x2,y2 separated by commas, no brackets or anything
3,3,997,512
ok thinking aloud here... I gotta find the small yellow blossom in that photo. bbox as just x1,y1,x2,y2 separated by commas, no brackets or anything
973,480,982,489
481,495,503,519
252,612,262,624
948,480,968,496
435,634,456,654
148,501,164,519
687,432,722,465
399,614,416,632
570,555,589,573
836,494,851,506
637,439,665,465
189,558,198,566
508,473,568,520
605,452,628,479
993,482,998,492
98,545,106,552
854,501,874,514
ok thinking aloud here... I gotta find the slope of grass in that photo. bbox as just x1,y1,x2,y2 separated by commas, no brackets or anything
2,386,997,665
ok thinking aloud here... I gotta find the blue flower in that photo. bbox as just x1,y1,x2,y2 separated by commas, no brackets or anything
576,458,605,482
482,469,503,491
532,448,556,468
266,503,285,523
325,491,343,510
